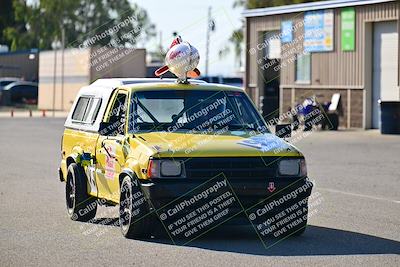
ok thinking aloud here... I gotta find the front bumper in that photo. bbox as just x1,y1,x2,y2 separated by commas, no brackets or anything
141,176,313,225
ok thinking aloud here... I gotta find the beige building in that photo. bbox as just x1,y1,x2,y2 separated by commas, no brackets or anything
38,47,146,111
244,0,399,129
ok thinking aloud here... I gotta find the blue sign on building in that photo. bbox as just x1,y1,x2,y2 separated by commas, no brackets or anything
304,10,334,52
281,21,293,43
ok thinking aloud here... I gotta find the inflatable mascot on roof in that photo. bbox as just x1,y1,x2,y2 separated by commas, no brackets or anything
154,36,200,83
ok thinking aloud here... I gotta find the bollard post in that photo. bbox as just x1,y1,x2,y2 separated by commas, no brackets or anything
29,110,32,117
42,110,46,117
11,109,14,117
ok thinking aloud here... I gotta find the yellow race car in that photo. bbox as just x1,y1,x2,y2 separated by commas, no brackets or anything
59,78,313,240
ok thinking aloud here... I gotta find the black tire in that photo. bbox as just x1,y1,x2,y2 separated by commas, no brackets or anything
290,219,307,236
280,212,308,238
271,219,307,239
65,163,97,222
271,203,308,239
119,176,153,239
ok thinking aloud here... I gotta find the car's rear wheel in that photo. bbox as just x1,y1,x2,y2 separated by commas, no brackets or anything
119,176,153,239
290,218,307,236
66,163,97,222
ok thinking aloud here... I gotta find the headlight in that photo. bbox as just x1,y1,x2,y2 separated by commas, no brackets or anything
278,159,307,176
147,159,186,178
161,160,182,176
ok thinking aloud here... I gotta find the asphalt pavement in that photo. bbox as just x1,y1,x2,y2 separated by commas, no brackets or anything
0,118,399,266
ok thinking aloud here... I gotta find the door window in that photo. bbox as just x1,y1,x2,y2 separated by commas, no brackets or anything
107,92,128,135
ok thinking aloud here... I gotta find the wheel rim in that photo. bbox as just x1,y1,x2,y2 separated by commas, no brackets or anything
66,173,75,212
120,181,133,230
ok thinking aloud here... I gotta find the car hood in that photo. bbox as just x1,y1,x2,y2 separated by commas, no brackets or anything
134,131,302,158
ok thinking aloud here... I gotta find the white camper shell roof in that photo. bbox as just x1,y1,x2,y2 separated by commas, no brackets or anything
64,78,206,132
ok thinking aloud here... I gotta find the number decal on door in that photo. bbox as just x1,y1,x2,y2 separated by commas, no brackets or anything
86,165,97,194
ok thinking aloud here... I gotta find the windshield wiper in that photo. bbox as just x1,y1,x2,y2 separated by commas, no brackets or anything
227,124,258,131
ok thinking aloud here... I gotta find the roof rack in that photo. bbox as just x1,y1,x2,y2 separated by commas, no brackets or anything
91,78,207,87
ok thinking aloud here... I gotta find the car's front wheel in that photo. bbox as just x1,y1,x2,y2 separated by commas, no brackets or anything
278,211,308,238
66,163,97,222
289,218,307,236
119,176,153,239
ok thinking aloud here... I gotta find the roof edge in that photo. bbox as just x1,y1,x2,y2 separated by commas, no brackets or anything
90,78,207,88
242,0,396,18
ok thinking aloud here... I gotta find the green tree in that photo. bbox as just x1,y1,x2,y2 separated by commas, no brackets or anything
2,0,43,50
0,0,15,48
3,0,155,51
234,0,322,9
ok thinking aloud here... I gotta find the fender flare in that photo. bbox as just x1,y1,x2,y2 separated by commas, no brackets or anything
66,153,79,167
119,168,137,185
119,158,143,185
66,146,85,167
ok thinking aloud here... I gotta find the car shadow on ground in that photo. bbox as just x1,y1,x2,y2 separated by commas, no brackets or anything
148,225,400,256
89,218,400,256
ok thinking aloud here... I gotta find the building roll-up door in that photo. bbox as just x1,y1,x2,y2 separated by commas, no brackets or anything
372,21,399,129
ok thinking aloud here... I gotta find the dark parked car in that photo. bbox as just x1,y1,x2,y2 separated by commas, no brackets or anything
0,78,21,102
1,81,38,105
0,77,21,88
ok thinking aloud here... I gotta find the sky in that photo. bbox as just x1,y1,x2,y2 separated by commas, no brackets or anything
132,0,244,77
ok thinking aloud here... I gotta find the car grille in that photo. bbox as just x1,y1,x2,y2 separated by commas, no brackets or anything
182,157,281,180
152,157,307,209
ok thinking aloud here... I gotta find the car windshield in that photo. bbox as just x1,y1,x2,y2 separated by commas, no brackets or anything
128,90,268,133
0,80,17,87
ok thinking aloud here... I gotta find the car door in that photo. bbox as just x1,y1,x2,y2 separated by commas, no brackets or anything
95,89,130,202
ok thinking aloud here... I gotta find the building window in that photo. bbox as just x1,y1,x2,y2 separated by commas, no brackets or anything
296,53,311,83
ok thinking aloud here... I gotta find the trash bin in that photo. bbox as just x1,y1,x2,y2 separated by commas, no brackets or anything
326,113,339,130
379,101,400,134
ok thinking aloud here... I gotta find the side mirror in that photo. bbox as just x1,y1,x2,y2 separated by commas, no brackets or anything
275,124,292,139
99,121,113,136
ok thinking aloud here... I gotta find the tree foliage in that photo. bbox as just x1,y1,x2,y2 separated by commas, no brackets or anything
234,0,322,9
0,0,15,48
2,0,155,51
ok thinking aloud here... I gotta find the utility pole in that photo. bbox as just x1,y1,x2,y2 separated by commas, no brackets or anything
61,26,65,111
159,31,162,50
52,44,57,117
205,6,211,77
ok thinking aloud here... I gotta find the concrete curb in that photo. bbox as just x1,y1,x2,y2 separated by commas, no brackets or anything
0,111,69,118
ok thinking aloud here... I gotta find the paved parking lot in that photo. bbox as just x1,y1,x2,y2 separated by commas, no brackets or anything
0,118,399,266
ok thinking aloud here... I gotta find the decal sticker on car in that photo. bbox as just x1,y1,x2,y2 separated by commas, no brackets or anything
238,134,287,152
85,165,97,194
104,144,116,180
